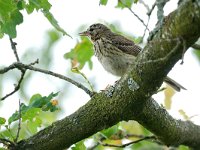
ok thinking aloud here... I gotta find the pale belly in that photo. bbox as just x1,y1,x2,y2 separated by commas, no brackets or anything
98,54,135,76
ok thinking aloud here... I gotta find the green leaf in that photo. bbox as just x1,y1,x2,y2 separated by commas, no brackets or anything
0,0,16,21
48,30,61,43
0,26,4,38
8,93,59,125
130,141,162,149
17,1,24,10
29,92,59,112
179,109,189,120
8,110,20,124
27,117,42,134
8,103,29,124
99,0,108,5
0,117,6,125
0,148,7,150
178,145,190,150
21,108,41,122
101,124,119,138
0,0,23,38
116,0,134,9
25,0,52,12
43,9,72,38
72,140,86,150
193,49,200,63
64,37,94,70
29,94,42,105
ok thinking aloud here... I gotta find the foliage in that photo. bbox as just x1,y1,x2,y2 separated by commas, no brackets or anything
116,0,136,9
0,0,70,38
0,93,59,143
193,49,200,63
99,0,138,8
0,0,199,149
99,0,108,6
64,37,94,70
8,92,59,124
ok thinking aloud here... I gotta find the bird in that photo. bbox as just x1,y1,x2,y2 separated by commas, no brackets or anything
79,23,186,91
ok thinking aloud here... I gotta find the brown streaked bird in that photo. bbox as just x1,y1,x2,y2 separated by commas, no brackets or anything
79,23,186,91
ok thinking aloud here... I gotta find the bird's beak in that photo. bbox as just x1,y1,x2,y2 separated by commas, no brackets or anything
79,31,89,36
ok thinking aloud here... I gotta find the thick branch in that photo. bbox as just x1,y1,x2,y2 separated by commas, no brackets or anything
14,0,200,150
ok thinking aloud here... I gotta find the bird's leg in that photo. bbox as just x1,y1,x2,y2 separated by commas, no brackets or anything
100,80,120,98
103,85,115,98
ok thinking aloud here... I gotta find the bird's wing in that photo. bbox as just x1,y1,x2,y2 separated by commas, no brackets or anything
109,34,142,56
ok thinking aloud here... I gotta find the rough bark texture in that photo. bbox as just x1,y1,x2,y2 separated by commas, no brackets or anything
14,0,200,149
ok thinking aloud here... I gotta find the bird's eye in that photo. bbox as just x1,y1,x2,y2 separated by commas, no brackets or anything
89,28,94,32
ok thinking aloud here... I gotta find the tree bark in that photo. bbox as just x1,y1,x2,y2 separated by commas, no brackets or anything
14,0,200,149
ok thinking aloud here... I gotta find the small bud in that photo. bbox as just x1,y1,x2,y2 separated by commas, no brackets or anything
51,99,58,106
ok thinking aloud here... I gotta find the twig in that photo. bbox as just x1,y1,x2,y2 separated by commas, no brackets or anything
0,60,39,74
0,37,27,101
0,64,16,74
9,38,20,62
142,16,150,40
119,0,149,31
156,0,170,21
0,138,16,148
141,38,182,65
72,67,94,92
125,133,152,139
0,60,94,97
147,2,156,16
141,1,156,41
147,1,167,42
1,70,26,101
16,62,94,97
100,135,156,148
192,43,200,50
139,0,150,11
14,99,22,143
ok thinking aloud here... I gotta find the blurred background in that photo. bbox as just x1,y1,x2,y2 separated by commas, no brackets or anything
0,0,200,148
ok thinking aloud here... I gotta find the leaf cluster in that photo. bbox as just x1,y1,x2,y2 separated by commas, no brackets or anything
0,92,59,143
0,0,70,38
99,0,138,8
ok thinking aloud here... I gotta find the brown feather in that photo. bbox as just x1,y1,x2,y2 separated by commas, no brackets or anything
105,33,142,56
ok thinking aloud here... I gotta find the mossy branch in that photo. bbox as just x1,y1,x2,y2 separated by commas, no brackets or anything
13,0,200,150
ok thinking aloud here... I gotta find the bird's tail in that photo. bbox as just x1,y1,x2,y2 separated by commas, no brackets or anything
164,76,186,92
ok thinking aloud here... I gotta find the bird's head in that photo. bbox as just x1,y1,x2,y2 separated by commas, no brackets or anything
79,23,110,41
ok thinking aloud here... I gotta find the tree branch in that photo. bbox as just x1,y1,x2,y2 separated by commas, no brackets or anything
0,60,94,98
156,0,169,21
100,135,156,148
1,70,26,101
13,0,200,149
0,138,15,148
9,38,20,62
14,99,22,143
192,43,200,50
